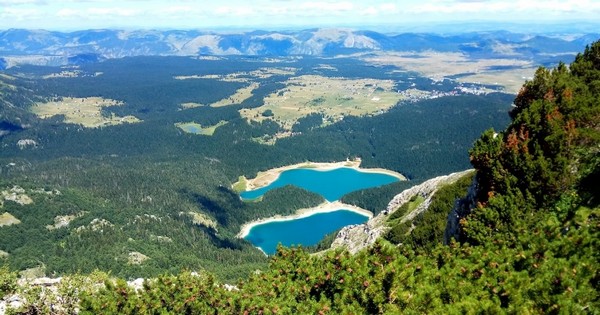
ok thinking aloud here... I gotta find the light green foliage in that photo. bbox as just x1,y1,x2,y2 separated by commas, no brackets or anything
77,207,600,313
79,273,229,314
0,265,17,299
231,176,248,192
7,271,111,315
386,194,425,223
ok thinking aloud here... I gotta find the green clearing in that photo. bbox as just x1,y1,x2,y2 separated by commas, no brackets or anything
240,75,405,132
31,97,141,128
210,83,260,107
0,212,21,227
386,194,425,224
232,176,248,193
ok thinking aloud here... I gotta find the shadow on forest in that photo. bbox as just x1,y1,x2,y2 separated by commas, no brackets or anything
179,188,231,227
199,225,245,251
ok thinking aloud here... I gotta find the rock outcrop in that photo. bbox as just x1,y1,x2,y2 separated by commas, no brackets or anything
330,170,473,254
1,186,33,206
16,139,37,149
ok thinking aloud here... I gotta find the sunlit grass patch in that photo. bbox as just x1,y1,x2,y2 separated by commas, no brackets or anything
232,176,248,193
240,75,405,134
31,97,141,128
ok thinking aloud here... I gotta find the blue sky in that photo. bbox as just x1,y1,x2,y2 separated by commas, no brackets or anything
1,0,599,31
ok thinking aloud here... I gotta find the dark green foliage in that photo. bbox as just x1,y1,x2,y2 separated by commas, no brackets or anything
383,221,411,245
76,40,600,314
0,74,41,130
341,180,421,214
0,160,324,281
261,109,274,117
277,93,512,180
387,194,424,222
7,40,600,315
401,173,473,251
465,40,600,246
292,112,324,133
79,202,600,313
0,55,511,281
79,273,229,315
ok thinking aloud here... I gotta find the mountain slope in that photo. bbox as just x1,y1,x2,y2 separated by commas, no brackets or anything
0,74,39,136
330,169,473,254
1,40,599,315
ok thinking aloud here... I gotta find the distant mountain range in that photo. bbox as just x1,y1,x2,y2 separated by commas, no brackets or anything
0,28,598,67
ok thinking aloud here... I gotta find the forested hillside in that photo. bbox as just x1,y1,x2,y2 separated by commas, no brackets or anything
74,39,600,313
0,55,513,281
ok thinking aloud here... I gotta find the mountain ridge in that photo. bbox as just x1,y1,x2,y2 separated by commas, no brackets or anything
0,28,597,67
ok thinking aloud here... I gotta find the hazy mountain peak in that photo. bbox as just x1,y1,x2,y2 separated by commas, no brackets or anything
0,28,596,67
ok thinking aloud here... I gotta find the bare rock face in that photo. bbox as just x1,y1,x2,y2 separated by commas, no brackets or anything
330,170,473,254
16,139,37,149
1,186,33,206
127,278,146,291
127,252,150,265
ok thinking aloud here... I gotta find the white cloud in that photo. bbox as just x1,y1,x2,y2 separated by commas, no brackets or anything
0,7,42,20
1,0,599,30
162,5,193,14
408,0,600,15
214,5,254,17
362,6,379,16
87,7,140,17
298,1,354,11
0,0,46,5
379,3,398,12
56,8,79,17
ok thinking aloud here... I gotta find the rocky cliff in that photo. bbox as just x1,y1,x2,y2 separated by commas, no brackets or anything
330,169,474,253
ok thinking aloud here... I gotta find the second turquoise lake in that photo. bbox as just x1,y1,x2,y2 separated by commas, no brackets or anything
244,209,369,255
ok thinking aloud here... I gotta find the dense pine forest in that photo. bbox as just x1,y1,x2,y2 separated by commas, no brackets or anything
0,54,513,281
1,38,595,315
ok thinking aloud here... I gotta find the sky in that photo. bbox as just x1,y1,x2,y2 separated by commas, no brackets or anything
1,0,599,31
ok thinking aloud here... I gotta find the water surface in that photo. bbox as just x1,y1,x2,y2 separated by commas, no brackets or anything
241,167,399,201
245,209,368,255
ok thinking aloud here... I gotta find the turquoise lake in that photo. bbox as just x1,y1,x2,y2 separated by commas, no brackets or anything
240,167,399,202
245,210,369,255
241,166,400,253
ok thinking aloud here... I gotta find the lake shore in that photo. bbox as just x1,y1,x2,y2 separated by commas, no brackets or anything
238,159,407,191
237,201,373,239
